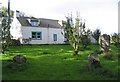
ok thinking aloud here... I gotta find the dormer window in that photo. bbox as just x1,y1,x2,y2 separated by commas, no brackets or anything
30,19,39,27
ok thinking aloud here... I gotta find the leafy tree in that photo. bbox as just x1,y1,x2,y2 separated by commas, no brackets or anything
0,7,13,54
92,28,101,44
64,15,90,56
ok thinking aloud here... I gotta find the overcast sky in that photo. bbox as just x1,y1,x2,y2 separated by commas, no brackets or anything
0,0,119,34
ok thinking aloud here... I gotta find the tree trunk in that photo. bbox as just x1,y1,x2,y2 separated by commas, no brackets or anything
73,50,78,56
2,50,4,54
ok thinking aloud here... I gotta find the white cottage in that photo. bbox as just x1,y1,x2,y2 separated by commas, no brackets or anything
10,11,66,44
11,10,97,44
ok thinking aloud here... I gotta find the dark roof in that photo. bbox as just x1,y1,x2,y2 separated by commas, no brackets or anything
17,17,31,26
17,17,65,28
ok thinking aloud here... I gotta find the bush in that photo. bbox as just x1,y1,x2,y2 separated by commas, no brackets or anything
11,39,21,46
81,35,91,49
111,33,120,48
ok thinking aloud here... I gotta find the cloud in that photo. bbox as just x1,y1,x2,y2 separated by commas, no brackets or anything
0,0,119,34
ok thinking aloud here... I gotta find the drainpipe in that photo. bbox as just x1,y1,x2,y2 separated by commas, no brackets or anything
47,24,49,44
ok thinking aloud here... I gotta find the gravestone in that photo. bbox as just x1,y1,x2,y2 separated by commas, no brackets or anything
13,55,27,64
5,55,27,71
88,51,101,69
99,34,110,52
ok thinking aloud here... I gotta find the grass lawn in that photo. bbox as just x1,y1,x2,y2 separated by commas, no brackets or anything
1,44,119,80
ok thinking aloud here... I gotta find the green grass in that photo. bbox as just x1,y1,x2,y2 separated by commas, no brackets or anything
1,44,119,80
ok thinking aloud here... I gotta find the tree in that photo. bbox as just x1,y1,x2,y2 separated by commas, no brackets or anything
92,28,101,44
112,33,120,48
81,26,91,49
0,7,13,54
64,15,90,56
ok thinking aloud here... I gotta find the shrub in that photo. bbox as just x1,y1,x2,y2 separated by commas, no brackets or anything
11,39,21,46
81,35,91,49
82,35,90,48
111,33,120,48
22,38,31,45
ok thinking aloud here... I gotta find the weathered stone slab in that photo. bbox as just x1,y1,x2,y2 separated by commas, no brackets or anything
88,51,101,69
13,55,27,64
99,34,110,52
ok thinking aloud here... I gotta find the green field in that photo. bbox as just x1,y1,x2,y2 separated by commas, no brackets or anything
1,44,119,80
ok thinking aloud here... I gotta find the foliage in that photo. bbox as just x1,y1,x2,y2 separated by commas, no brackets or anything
111,33,120,48
22,38,31,45
64,15,90,56
0,7,14,53
92,28,101,44
81,29,91,49
11,39,21,46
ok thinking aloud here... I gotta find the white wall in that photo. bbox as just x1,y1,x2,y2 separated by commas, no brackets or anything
21,27,65,44
48,28,65,44
21,27,47,44
10,17,22,39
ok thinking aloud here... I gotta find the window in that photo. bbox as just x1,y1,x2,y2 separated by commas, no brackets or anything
31,19,39,27
32,32,42,40
53,34,57,41
32,32,36,39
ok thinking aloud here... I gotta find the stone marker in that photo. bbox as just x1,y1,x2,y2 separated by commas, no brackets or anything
13,55,27,64
88,51,101,69
99,34,110,52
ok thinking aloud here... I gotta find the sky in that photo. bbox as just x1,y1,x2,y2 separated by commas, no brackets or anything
0,0,119,34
